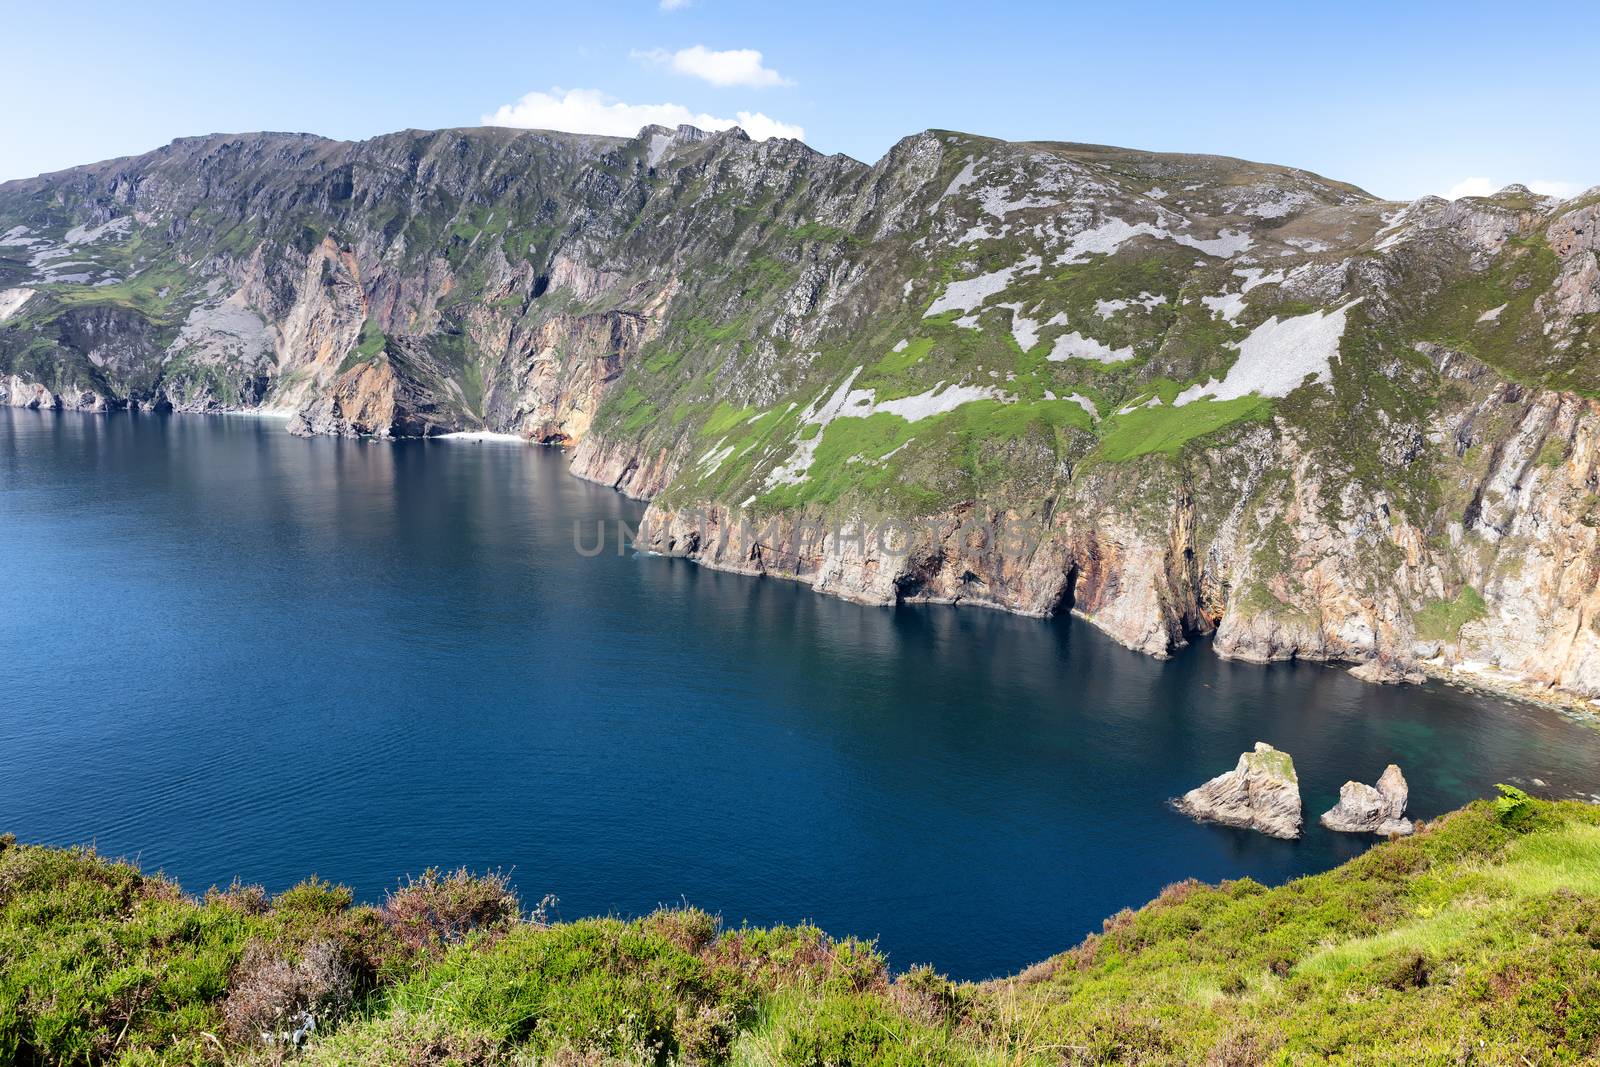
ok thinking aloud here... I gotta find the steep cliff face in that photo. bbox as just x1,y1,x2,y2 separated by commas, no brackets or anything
4,125,1599,702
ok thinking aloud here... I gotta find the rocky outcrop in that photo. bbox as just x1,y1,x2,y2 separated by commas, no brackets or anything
487,308,656,445
631,501,1070,611
1348,658,1426,685
1174,743,1302,840
1320,765,1414,836
627,499,1205,654
2,375,115,412
570,437,681,501
0,287,36,321
253,238,370,415
286,341,461,439
287,362,401,438
2,375,57,409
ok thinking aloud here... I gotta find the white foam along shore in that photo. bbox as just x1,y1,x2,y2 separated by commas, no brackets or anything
219,408,294,418
437,430,531,443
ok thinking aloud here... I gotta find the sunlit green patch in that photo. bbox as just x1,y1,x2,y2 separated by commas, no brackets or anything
1413,586,1488,642
870,337,934,377
1092,395,1272,462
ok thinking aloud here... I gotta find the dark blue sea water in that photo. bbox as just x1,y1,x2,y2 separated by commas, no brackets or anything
4,408,1599,979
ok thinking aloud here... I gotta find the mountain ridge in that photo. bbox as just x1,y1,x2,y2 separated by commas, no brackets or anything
2,124,1395,191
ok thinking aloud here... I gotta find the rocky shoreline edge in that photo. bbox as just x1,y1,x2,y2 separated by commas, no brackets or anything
11,402,1600,720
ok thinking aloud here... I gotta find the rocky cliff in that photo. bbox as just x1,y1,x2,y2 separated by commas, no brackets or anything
4,125,1599,702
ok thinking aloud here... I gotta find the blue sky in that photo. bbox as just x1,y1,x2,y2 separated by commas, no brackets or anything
6,0,1599,201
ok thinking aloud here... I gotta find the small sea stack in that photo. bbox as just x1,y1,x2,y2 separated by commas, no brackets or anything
1174,742,1303,840
1320,764,1415,836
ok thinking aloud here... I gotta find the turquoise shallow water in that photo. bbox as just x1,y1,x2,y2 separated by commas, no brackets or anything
4,407,1599,979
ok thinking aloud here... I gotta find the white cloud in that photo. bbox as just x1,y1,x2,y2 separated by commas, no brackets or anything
659,0,692,8
482,88,804,143
1445,176,1581,200
730,111,806,141
1445,177,1496,200
631,45,792,88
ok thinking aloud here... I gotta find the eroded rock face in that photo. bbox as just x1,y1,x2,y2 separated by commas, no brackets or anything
487,309,653,445
2,375,56,409
2,374,115,411
0,287,36,321
286,340,461,439
1174,742,1302,840
570,436,680,500
1320,764,1414,836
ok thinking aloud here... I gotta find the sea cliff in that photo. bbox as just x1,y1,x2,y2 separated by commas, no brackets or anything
5,126,1600,703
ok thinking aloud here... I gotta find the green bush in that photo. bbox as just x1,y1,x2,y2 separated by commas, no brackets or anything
1496,783,1534,826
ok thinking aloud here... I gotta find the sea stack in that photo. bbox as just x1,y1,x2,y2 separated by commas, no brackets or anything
1175,742,1303,840
1320,764,1415,836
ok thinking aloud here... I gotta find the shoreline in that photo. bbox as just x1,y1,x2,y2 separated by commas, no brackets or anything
13,404,1597,719
1420,659,1600,726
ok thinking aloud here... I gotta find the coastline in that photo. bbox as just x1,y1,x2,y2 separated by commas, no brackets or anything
15,404,1598,718
555,445,1600,719
1421,659,1600,725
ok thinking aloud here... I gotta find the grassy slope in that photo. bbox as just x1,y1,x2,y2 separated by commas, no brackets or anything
2,796,1598,1065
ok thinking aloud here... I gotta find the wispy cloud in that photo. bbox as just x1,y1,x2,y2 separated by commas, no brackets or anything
631,45,792,88
1445,176,1582,200
482,88,804,143
659,0,692,9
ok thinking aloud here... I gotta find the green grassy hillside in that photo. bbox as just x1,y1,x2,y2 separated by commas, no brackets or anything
2,794,1597,1065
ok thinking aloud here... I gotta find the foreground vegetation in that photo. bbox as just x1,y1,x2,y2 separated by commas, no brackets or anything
3,794,1598,1065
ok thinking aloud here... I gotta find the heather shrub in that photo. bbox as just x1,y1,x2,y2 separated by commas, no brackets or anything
641,905,719,954
1204,1026,1279,1066
673,1001,739,1064
205,878,270,915
298,1010,512,1066
822,937,888,994
222,939,356,1047
1014,952,1067,982
273,876,353,917
710,922,887,996
890,963,968,1025
770,992,958,1067
0,844,257,1064
388,916,754,1063
381,867,518,952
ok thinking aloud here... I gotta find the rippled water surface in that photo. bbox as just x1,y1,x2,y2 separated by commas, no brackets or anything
4,408,1599,979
